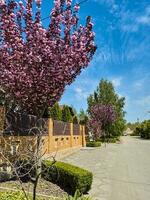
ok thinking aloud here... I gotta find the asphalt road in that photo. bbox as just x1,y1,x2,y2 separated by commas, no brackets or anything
62,136,150,200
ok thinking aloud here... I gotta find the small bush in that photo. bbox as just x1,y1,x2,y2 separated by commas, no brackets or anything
134,120,150,139
100,137,118,143
65,190,92,200
86,141,101,147
42,161,93,195
107,138,117,143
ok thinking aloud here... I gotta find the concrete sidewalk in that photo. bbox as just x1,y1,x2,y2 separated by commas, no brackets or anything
62,136,150,200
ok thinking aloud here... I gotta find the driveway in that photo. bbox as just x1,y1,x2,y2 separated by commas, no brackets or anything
62,136,150,200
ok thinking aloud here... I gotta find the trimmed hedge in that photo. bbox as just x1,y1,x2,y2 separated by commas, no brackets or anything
86,141,101,147
42,160,93,195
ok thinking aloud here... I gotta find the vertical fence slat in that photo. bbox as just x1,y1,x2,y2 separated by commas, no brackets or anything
53,120,70,135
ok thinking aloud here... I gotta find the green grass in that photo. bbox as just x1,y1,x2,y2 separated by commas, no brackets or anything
0,191,92,200
0,191,61,200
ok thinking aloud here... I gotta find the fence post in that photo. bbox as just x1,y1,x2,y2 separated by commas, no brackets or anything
0,106,5,133
81,125,86,147
48,118,53,153
70,122,73,147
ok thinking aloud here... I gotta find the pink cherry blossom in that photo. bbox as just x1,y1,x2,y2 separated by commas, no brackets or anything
88,104,116,136
0,0,96,117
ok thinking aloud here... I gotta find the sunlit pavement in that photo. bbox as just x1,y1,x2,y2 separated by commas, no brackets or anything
62,136,150,200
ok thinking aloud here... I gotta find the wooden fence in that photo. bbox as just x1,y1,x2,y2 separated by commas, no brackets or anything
0,109,86,155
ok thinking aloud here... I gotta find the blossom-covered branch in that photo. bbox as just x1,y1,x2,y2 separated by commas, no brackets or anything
0,0,96,116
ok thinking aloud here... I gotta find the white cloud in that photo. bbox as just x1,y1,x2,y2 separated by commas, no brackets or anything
74,87,89,100
137,16,150,25
75,88,82,94
135,96,150,107
136,5,150,25
111,77,122,88
132,78,147,91
92,0,118,13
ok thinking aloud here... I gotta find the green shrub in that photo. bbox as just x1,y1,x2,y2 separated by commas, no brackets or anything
42,161,93,195
134,120,150,139
100,137,118,143
86,141,101,147
65,190,92,200
107,138,117,143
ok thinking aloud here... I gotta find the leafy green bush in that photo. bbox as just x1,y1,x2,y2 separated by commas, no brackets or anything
42,161,93,195
107,138,118,143
134,120,150,139
100,137,118,143
86,141,101,147
65,190,92,200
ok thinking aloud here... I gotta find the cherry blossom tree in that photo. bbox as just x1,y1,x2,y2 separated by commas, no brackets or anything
0,1,96,199
88,104,116,139
0,0,96,117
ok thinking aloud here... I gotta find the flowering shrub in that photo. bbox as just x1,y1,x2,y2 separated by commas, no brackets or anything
0,0,96,116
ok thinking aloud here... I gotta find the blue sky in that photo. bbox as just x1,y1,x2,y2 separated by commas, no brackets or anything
41,0,150,122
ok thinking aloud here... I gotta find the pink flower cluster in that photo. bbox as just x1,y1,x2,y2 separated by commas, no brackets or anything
88,104,116,135
0,0,96,116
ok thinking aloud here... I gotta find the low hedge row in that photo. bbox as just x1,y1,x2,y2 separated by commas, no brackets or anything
86,141,101,147
42,160,93,195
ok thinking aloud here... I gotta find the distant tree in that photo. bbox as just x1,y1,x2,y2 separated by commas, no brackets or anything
62,105,72,122
78,109,89,125
126,122,139,131
44,103,62,120
73,115,78,124
87,79,126,138
88,104,116,139
68,106,77,118
134,120,150,139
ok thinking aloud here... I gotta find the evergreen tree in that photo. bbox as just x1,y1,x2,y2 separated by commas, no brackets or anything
62,105,73,122
68,106,77,118
44,103,62,120
87,79,126,138
73,116,78,124
78,109,89,125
